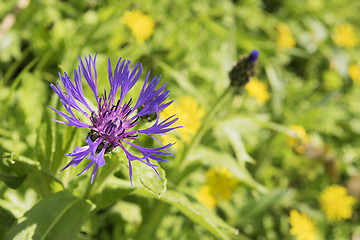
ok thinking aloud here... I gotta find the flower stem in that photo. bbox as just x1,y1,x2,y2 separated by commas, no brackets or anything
170,86,232,181
134,87,233,239
83,178,94,199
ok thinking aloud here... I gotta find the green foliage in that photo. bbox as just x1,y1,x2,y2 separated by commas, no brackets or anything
1,0,360,239
6,191,93,240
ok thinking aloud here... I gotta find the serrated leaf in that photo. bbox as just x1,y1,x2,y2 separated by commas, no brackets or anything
134,188,238,240
6,191,93,240
1,153,63,197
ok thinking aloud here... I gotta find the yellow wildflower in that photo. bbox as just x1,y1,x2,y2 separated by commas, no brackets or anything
289,210,317,240
245,77,270,105
196,185,216,209
197,167,238,209
161,96,205,143
348,64,360,84
333,23,357,48
287,125,310,154
276,23,296,49
319,185,356,221
120,10,155,44
161,133,178,150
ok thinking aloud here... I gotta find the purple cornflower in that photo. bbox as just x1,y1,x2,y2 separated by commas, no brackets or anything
50,54,179,185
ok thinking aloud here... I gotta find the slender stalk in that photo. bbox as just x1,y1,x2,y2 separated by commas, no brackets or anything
134,87,233,240
170,86,232,181
3,45,32,85
134,201,169,240
83,177,94,199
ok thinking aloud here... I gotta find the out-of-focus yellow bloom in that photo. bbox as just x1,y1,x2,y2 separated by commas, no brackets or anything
289,210,317,240
196,185,216,209
287,125,310,154
161,133,178,150
161,96,205,143
276,23,296,49
197,167,238,209
245,77,270,105
348,64,360,84
319,185,355,221
120,10,155,44
333,23,358,48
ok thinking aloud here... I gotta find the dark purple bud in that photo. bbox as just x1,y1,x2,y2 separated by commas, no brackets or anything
247,50,259,63
229,50,260,89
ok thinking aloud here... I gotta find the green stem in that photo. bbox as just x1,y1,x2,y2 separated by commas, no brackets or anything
83,177,94,199
134,87,233,240
170,86,232,182
134,201,169,240
3,45,32,85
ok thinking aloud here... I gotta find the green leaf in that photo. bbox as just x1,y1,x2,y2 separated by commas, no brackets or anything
118,152,167,197
36,97,80,174
0,172,26,189
237,189,291,223
91,177,133,210
6,191,94,240
1,153,63,197
134,188,239,240
220,124,256,165
0,205,16,237
265,65,284,119
88,153,124,198
35,107,54,169
190,146,267,193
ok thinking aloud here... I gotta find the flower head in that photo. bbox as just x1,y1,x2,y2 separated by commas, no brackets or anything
319,185,355,221
120,10,155,44
245,77,271,105
276,23,296,49
333,23,358,48
196,166,238,209
161,96,205,143
287,125,310,154
50,54,179,184
229,50,259,88
289,210,317,240
348,64,360,84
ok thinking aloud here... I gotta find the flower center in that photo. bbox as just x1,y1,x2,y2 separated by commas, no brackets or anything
88,95,140,153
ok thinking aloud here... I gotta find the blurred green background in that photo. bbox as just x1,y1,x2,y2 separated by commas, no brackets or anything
1,0,360,239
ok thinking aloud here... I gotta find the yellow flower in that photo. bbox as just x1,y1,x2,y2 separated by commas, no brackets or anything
120,10,155,44
287,125,310,154
161,96,205,143
197,167,238,209
348,64,360,84
289,210,317,240
196,185,216,209
245,77,270,105
161,133,179,150
333,23,358,48
319,185,356,221
276,23,296,49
